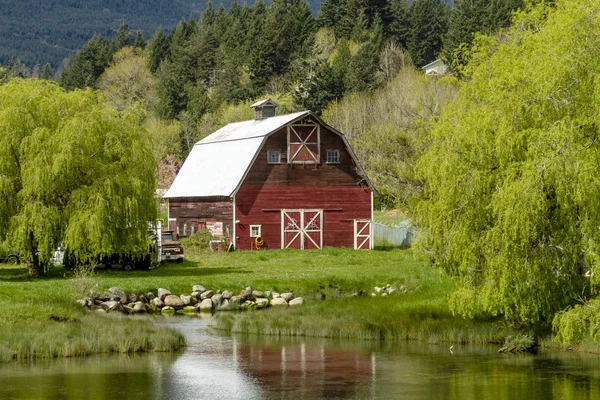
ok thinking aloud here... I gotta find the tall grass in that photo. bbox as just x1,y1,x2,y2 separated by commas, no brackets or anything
0,313,184,363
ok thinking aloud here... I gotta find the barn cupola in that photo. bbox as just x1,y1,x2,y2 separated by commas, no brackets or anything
250,99,280,120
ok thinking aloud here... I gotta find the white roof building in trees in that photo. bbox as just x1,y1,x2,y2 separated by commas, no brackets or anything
164,111,309,198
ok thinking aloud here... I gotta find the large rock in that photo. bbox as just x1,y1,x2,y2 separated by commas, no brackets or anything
133,301,146,313
271,292,281,299
127,294,138,303
230,295,242,305
98,292,119,302
152,297,165,308
222,290,233,300
101,300,122,311
164,295,185,308
193,285,206,293
252,290,265,299
145,291,156,300
199,298,214,312
161,306,175,315
138,295,148,304
211,294,223,306
281,292,294,302
182,306,198,314
191,291,201,299
270,298,288,307
256,298,269,309
158,288,171,300
289,297,304,306
239,289,254,301
200,290,214,300
76,299,91,308
180,295,192,306
109,287,127,302
218,299,231,310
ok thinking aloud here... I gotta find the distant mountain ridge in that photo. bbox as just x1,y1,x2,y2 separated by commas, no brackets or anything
0,0,322,70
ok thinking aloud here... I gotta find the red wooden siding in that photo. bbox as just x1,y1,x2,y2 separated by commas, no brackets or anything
235,186,371,250
168,197,233,238
235,122,372,250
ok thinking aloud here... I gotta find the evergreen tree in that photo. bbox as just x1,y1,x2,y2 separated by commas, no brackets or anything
201,1,216,28
41,63,52,80
134,30,146,49
390,0,411,48
60,35,110,90
407,0,449,67
148,27,169,73
111,20,133,54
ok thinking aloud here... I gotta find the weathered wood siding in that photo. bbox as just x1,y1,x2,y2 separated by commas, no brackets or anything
235,123,371,250
168,197,233,238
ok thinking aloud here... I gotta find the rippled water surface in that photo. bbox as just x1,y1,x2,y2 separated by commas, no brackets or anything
1,316,599,399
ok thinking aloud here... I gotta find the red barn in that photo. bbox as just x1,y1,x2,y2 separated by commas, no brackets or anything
164,100,375,250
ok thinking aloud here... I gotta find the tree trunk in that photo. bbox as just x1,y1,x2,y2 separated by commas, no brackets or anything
27,261,41,278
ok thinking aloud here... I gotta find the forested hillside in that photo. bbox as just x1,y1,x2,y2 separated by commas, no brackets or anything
0,0,323,70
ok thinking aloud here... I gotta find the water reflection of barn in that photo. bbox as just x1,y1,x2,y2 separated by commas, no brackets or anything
234,340,376,398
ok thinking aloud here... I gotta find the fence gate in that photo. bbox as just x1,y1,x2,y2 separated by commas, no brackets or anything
281,209,323,250
354,220,372,250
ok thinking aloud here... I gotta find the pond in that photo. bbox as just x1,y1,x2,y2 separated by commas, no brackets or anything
0,316,599,399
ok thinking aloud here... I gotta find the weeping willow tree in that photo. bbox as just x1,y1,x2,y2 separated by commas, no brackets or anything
0,79,157,276
417,0,600,325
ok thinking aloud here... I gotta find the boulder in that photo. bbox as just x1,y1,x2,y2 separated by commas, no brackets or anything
272,292,281,299
182,306,198,314
255,298,269,309
123,305,134,314
218,299,231,310
101,300,121,311
127,294,138,303
133,302,146,313
252,290,264,299
281,292,294,302
289,297,304,306
239,289,254,301
387,288,396,295
200,290,214,300
146,291,156,300
241,300,256,310
193,285,206,293
109,287,127,302
221,290,233,300
161,306,175,315
152,297,165,308
180,295,192,306
158,288,171,300
138,295,148,304
211,294,223,306
264,291,272,299
270,298,288,307
199,298,213,312
164,295,185,308
230,295,242,305
98,292,118,302
191,291,201,299
76,299,90,308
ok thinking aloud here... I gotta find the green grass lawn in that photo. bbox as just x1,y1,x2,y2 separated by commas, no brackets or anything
0,247,522,363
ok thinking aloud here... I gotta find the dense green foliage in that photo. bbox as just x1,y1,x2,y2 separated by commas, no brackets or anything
417,0,600,327
0,80,157,276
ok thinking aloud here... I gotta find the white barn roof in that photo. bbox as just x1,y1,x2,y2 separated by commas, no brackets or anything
164,111,309,198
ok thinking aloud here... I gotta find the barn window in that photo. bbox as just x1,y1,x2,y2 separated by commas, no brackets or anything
267,150,281,164
288,124,320,164
250,225,262,237
326,149,340,164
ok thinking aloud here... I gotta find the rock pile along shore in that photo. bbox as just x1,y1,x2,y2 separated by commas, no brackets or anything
77,285,304,315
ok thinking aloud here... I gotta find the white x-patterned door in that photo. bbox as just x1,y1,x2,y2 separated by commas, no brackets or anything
281,209,323,250
354,220,372,250
287,124,320,164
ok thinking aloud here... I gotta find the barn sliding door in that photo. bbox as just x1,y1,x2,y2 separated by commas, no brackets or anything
354,219,372,250
281,209,323,250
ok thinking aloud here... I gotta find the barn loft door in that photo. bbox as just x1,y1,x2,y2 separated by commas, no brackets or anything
354,220,372,250
281,209,323,250
287,124,320,164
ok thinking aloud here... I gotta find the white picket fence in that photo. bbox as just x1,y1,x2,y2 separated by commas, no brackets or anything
372,220,414,247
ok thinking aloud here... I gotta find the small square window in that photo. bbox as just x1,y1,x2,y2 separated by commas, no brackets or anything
250,225,262,237
326,149,340,164
267,150,281,164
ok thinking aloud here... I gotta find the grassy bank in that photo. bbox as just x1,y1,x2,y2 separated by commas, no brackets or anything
0,247,526,362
